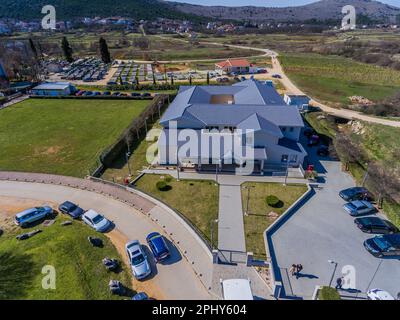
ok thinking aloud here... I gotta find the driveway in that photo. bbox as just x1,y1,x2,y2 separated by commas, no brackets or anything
270,145,400,299
0,180,212,300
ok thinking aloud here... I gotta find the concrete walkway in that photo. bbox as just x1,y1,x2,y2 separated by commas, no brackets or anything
218,184,246,254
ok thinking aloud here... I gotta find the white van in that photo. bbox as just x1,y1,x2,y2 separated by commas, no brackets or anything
221,279,253,300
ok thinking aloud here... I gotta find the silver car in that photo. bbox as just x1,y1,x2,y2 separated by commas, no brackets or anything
343,200,376,216
125,240,151,280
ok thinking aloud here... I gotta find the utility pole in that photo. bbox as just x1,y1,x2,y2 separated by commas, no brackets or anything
176,149,180,181
284,155,291,186
328,260,338,288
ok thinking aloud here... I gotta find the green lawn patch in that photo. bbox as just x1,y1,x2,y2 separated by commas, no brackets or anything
242,182,308,259
134,174,219,246
0,99,149,177
280,53,400,107
0,216,132,300
317,287,341,300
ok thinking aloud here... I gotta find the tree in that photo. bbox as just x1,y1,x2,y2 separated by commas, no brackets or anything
29,38,38,60
189,75,192,86
61,37,73,62
207,71,210,85
152,73,156,85
99,37,111,63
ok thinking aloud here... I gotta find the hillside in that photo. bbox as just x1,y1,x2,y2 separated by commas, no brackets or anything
0,0,196,21
170,0,400,23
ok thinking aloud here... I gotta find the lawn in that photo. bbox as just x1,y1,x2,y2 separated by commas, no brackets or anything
0,99,149,177
134,174,219,246
0,215,132,300
241,182,308,259
280,53,400,107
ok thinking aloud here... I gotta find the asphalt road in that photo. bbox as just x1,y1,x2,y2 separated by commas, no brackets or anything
0,181,211,300
271,149,400,299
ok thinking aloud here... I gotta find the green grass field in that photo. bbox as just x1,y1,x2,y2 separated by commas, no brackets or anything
242,182,308,259
134,175,219,245
0,99,149,177
280,53,400,107
0,215,132,300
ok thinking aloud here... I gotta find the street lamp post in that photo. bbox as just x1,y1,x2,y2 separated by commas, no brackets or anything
243,185,255,216
284,155,291,186
328,260,338,288
176,149,180,181
126,151,132,177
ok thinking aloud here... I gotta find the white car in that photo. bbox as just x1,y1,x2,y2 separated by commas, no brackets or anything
82,209,111,232
125,240,151,280
367,289,395,300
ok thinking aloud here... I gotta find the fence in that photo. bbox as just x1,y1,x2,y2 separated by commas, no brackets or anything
88,94,170,176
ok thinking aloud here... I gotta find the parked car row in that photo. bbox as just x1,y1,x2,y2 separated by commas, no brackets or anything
339,187,400,258
60,57,110,82
14,201,171,282
125,232,170,280
75,90,153,98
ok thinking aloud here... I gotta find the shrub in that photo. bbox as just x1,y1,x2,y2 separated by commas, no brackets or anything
318,287,341,300
156,181,168,191
266,195,281,208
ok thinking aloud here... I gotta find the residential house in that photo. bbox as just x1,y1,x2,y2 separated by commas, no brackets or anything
158,79,307,174
215,59,257,75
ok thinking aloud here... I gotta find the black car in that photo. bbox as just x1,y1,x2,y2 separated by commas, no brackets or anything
317,145,329,157
131,92,141,97
58,201,85,219
339,187,373,202
141,92,152,98
355,217,399,234
364,234,400,258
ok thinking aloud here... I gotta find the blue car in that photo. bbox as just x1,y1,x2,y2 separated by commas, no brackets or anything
58,201,84,219
15,206,53,227
343,200,376,216
132,292,149,300
146,232,170,262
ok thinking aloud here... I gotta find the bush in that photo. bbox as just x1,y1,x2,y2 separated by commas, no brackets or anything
266,195,281,208
318,287,341,300
165,176,172,183
156,181,171,191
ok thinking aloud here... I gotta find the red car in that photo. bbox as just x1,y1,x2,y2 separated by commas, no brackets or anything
75,90,85,96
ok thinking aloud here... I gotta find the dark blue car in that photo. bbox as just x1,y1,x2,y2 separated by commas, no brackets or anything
58,201,84,219
146,232,170,262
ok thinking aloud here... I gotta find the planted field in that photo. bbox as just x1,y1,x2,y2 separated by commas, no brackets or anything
280,53,400,106
0,99,149,177
0,213,132,299
241,182,308,259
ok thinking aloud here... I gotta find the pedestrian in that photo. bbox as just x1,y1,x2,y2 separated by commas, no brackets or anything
289,264,297,276
335,276,344,290
296,264,303,279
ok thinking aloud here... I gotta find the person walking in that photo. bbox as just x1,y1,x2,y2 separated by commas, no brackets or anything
289,264,297,277
296,264,303,279
335,276,344,290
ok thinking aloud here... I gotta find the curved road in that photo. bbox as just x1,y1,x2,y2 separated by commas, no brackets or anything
0,180,212,300
150,36,400,128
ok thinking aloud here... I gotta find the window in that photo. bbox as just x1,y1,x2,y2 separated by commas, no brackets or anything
290,155,298,163
281,155,289,163
281,127,286,132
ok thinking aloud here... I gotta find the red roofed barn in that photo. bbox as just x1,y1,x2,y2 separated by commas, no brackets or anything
215,58,257,75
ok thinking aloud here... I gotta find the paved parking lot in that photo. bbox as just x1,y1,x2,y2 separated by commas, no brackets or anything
270,147,400,299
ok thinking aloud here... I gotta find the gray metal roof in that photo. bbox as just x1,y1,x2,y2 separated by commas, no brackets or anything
160,80,303,129
33,82,72,90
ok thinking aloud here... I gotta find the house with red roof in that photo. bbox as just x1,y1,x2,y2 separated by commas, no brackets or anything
215,58,257,75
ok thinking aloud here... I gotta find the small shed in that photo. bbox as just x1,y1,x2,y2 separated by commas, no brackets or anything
284,93,311,112
32,82,76,96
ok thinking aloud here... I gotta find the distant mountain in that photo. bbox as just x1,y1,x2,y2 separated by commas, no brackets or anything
0,0,197,21
169,0,400,23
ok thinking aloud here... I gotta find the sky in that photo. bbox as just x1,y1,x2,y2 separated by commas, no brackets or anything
168,0,400,8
